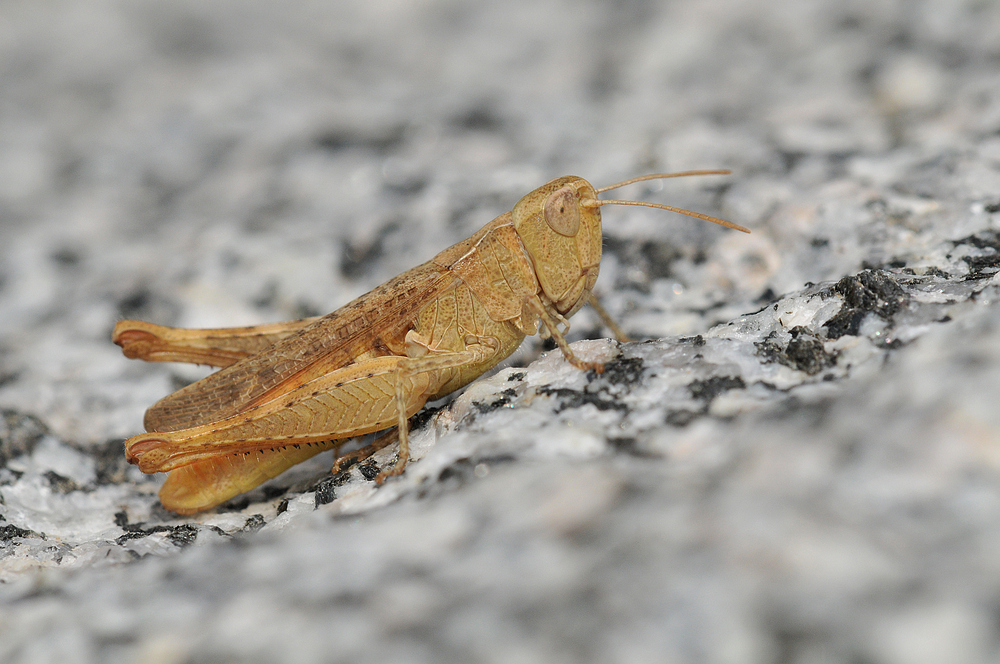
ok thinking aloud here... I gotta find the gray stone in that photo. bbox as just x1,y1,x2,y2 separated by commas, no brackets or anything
2,1,1000,662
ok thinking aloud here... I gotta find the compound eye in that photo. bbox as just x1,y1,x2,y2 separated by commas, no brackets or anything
543,186,581,237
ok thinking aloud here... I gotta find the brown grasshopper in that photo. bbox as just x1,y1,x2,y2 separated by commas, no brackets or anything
114,171,748,514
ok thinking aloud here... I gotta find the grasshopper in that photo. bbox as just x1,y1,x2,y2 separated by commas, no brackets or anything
114,171,748,514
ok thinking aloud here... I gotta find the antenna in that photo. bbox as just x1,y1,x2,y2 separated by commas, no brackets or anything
595,170,732,194
583,170,749,233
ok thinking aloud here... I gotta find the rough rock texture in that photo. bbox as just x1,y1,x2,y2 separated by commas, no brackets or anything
2,1,1000,662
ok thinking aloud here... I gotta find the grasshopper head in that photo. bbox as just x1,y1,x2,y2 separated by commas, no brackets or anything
513,171,749,320
512,176,603,318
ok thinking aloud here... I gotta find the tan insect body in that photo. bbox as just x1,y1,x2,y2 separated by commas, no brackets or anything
114,171,747,514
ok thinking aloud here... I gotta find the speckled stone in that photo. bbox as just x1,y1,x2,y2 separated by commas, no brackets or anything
2,1,1000,663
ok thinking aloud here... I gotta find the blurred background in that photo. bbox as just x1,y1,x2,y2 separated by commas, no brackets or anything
1,1,1000,663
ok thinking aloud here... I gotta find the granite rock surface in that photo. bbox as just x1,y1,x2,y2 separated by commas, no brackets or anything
2,1,1000,662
